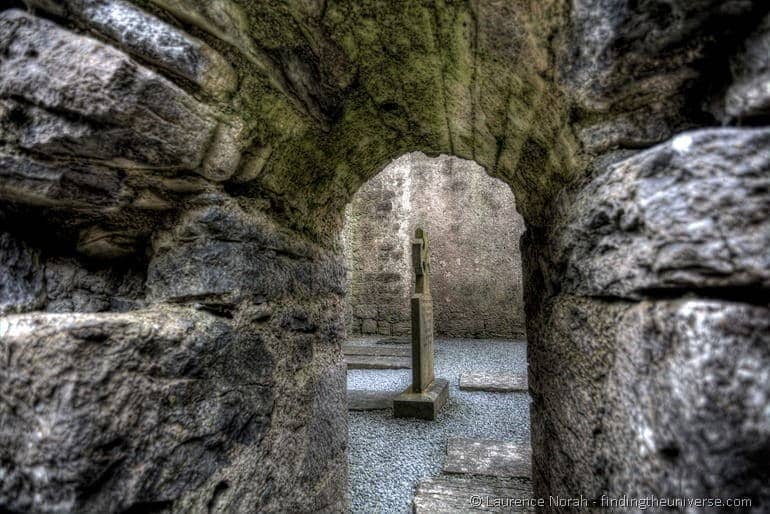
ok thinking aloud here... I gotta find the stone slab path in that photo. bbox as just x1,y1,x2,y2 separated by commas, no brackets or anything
413,475,533,513
444,438,531,478
344,342,411,369
344,345,411,357
413,437,533,513
347,338,531,513
459,372,528,392
347,390,395,410
344,354,411,370
374,336,411,345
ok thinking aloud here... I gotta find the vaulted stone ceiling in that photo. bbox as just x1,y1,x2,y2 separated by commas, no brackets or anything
2,0,575,253
2,0,766,245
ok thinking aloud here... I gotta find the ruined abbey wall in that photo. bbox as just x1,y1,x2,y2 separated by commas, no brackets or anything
343,153,525,339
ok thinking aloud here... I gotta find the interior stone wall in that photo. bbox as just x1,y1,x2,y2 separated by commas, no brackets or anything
342,152,525,339
1,1,768,512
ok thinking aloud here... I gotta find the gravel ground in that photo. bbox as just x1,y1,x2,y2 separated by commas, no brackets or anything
347,338,530,514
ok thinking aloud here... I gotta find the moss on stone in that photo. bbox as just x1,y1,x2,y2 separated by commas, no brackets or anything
130,0,580,243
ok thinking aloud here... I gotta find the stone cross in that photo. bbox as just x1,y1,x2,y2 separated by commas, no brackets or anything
411,227,434,392
393,227,448,420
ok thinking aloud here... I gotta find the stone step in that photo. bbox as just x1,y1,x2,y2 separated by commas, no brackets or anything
347,390,395,410
444,438,531,479
344,355,411,369
458,372,527,392
343,345,411,357
413,475,534,513
375,336,410,345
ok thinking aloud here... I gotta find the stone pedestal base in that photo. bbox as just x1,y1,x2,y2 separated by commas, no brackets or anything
393,378,449,420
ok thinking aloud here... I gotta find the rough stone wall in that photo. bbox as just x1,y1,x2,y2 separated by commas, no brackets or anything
0,5,349,512
526,127,770,508
526,3,770,507
343,152,525,339
0,0,768,512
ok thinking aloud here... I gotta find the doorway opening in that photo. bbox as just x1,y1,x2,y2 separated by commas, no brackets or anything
342,152,531,512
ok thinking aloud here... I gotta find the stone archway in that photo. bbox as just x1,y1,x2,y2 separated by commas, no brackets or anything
1,1,769,512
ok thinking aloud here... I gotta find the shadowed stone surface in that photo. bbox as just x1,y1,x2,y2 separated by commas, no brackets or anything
0,232,44,314
146,198,346,304
444,438,531,479
459,372,528,393
560,0,766,114
724,13,770,122
0,231,146,314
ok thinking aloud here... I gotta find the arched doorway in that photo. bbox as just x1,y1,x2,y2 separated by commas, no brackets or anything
343,152,531,511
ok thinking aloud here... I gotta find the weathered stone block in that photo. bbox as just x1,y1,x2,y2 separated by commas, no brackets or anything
0,307,270,512
347,317,361,334
353,304,377,319
604,300,770,503
25,0,237,97
530,294,770,505
0,150,123,210
459,372,527,393
147,201,346,304
377,303,407,323
0,232,44,314
0,299,349,513
444,438,531,478
347,390,395,411
360,318,377,334
413,475,533,514
390,320,411,335
0,10,242,180
392,378,449,421
343,345,409,357
555,128,770,299
344,355,410,370
560,0,762,111
577,98,690,154
376,321,391,336
44,257,145,313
